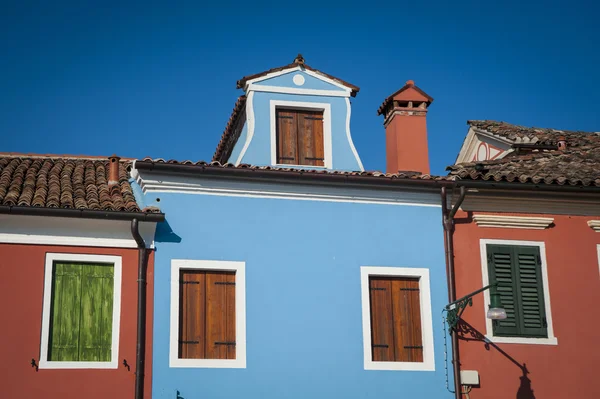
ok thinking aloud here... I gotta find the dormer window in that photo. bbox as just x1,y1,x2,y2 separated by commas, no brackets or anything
275,108,325,167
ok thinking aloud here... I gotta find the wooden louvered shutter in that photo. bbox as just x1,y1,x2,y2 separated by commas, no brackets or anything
276,110,298,164
487,245,520,336
514,247,548,337
487,245,548,338
179,271,236,360
298,111,325,166
369,277,423,363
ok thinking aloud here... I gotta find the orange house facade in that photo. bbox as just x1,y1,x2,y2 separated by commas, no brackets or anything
446,121,600,398
0,155,164,399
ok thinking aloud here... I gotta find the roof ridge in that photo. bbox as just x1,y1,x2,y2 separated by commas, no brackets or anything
0,152,136,161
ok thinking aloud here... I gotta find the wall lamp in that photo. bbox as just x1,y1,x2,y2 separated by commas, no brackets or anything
445,282,506,331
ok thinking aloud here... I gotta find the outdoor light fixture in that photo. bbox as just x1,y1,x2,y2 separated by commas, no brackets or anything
445,283,506,331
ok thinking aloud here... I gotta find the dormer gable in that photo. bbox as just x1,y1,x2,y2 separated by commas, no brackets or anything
214,55,364,172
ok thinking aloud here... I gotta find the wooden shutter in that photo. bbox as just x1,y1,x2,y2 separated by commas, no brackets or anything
179,270,236,360
369,277,423,362
487,245,547,338
276,109,324,166
298,111,324,166
48,262,114,362
515,247,548,337
276,110,298,165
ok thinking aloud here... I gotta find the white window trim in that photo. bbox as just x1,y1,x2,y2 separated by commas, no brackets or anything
360,266,435,371
597,244,600,278
479,239,558,345
39,253,123,369
169,259,246,369
269,100,333,169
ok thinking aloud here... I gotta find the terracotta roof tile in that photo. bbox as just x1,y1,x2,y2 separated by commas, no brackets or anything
212,95,247,163
0,155,156,213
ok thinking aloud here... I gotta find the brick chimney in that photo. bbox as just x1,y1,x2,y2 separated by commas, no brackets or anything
377,80,433,175
108,155,121,186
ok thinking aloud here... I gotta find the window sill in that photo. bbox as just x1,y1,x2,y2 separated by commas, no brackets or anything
273,163,328,169
170,358,246,369
484,335,558,346
38,360,118,369
364,360,435,371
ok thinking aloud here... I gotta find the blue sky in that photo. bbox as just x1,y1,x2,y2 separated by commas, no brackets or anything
1,1,598,175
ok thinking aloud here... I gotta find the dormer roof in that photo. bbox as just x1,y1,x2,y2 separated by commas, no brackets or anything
236,54,360,97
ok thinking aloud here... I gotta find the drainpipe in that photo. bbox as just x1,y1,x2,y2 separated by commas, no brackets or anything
131,219,150,399
441,186,466,399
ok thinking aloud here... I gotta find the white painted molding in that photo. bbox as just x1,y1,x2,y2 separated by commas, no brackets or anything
479,239,557,345
292,74,305,86
39,253,122,369
248,84,350,98
134,171,442,208
169,259,246,369
587,220,600,232
234,91,255,165
345,97,364,171
360,266,435,371
243,66,354,93
473,215,554,229
0,214,156,248
269,99,333,169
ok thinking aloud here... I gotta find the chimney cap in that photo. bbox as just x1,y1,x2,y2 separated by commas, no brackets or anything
406,80,415,86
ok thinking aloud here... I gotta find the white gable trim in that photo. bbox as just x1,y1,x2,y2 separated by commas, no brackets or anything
247,84,350,98
479,239,557,345
243,66,354,93
269,99,333,169
345,97,364,171
360,266,435,371
39,253,123,369
169,259,246,369
234,91,255,165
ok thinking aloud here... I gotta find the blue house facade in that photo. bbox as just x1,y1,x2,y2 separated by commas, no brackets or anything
133,55,452,398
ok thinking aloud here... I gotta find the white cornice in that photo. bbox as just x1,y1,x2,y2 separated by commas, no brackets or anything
247,83,350,97
473,214,554,229
587,220,600,232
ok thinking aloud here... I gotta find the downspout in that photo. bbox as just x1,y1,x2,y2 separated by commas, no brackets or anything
131,219,150,399
441,186,466,399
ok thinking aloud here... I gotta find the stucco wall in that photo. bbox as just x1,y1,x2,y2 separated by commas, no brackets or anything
453,211,600,398
0,243,154,399
150,191,451,399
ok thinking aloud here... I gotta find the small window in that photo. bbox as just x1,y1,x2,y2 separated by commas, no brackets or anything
40,254,122,369
369,277,423,363
170,260,246,368
360,267,434,371
276,108,324,166
179,270,236,360
486,244,548,338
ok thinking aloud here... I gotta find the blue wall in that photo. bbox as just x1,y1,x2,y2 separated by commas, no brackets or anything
149,189,451,399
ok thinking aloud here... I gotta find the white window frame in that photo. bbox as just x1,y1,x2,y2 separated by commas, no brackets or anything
269,99,333,169
39,253,123,369
360,266,435,371
597,244,600,278
480,239,558,345
169,259,246,369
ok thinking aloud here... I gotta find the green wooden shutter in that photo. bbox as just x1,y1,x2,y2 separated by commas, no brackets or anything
48,262,114,362
49,263,82,361
487,245,520,336
514,247,548,338
487,245,548,338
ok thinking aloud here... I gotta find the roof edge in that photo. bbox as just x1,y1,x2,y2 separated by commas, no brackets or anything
0,205,165,222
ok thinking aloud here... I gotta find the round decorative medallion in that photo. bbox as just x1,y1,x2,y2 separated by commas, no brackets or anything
292,74,305,86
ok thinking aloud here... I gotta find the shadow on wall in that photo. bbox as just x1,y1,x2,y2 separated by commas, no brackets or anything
456,320,535,399
155,219,182,244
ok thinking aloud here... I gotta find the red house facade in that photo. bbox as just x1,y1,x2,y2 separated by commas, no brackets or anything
446,121,600,398
0,154,164,399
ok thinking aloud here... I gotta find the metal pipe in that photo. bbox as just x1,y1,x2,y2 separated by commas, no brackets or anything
441,186,466,399
131,219,149,399
0,205,165,222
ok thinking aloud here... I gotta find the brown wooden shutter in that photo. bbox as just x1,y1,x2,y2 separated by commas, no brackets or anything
276,109,324,166
276,110,298,164
179,271,235,360
369,277,423,363
298,111,324,166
